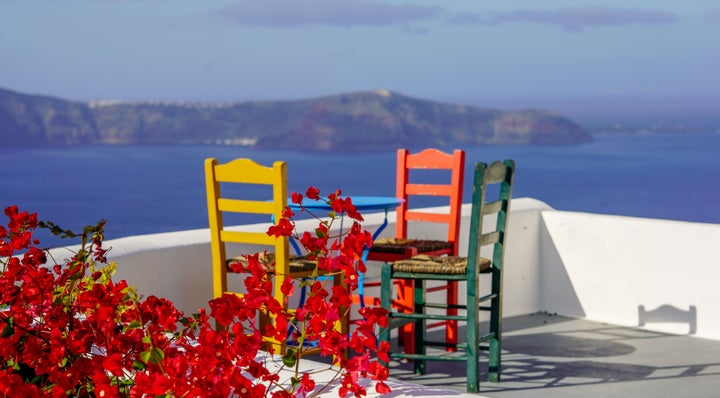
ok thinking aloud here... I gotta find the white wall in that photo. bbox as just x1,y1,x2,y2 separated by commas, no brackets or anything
539,211,720,340
76,198,545,317
67,198,720,341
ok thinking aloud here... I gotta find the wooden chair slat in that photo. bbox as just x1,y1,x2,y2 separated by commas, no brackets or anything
213,158,282,184
405,211,450,223
219,230,274,245
217,198,274,214
481,200,503,215
405,183,453,196
405,148,457,169
479,231,501,246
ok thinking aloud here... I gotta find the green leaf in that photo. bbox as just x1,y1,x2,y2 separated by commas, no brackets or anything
140,347,165,364
282,348,297,367
1,318,14,338
291,376,300,389
128,320,143,329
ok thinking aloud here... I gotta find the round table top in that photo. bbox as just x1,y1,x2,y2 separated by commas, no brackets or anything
289,196,404,211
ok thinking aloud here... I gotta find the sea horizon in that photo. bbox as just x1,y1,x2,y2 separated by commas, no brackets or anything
2,132,719,248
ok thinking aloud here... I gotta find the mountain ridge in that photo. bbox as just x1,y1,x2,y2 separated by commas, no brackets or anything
0,87,593,151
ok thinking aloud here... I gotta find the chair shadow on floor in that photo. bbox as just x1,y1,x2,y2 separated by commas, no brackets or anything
382,312,720,394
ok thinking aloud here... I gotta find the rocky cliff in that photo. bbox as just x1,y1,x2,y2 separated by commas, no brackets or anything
0,89,98,146
0,87,593,151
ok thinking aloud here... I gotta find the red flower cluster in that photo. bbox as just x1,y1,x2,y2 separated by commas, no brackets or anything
264,188,391,395
0,191,390,397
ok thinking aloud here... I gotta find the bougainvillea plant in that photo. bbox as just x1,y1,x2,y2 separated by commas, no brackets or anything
0,187,390,397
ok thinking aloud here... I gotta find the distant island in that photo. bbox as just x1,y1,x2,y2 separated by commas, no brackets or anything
0,87,593,151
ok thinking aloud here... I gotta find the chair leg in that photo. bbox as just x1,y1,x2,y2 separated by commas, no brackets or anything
413,279,426,375
466,274,480,393
488,337,500,383
466,309,480,393
379,263,392,366
446,280,458,352
488,267,502,382
334,273,350,361
399,278,415,354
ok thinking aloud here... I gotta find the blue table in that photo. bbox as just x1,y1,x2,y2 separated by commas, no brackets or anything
295,196,404,212
288,196,404,306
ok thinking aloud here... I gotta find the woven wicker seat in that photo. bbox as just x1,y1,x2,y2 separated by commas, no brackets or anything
392,254,491,275
371,238,454,255
227,253,317,273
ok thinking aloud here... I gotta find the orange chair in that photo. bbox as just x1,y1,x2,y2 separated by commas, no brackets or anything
365,148,465,352
205,157,347,355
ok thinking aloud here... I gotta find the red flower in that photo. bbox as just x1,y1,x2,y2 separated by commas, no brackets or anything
0,201,390,397
281,277,294,297
209,293,243,326
91,373,120,398
339,372,366,397
267,217,294,237
342,197,364,221
377,341,391,364
103,353,125,377
375,381,392,394
358,306,389,329
331,285,353,309
305,186,321,200
297,372,316,395
291,192,304,204
328,193,344,213
299,231,328,255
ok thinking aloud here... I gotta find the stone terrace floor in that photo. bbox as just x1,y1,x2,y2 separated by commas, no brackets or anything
382,312,720,397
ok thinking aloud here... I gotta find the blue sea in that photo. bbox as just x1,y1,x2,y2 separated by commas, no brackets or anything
2,133,719,247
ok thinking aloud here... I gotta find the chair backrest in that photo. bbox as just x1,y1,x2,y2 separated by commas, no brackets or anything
204,157,290,299
466,160,515,276
395,148,466,255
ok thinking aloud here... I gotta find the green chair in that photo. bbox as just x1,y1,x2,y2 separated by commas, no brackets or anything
379,159,515,393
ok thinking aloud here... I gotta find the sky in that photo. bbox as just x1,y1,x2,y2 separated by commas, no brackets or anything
1,0,719,120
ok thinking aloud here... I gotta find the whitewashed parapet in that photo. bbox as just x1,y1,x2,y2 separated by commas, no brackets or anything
63,198,720,341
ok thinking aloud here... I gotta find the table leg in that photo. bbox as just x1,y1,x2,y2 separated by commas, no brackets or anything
358,208,390,307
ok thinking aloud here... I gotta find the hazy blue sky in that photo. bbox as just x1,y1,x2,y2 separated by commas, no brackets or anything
1,0,719,108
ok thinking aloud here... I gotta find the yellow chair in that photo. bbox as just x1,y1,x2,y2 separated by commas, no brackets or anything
205,157,347,354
